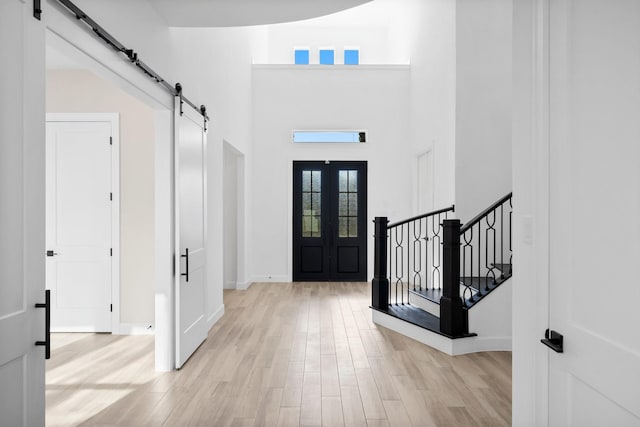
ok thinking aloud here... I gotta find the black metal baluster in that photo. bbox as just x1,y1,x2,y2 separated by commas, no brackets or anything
405,223,409,304
485,209,496,291
509,197,513,266
477,222,481,293
501,204,504,278
412,219,422,293
394,225,404,305
432,214,441,289
462,227,473,304
424,217,430,290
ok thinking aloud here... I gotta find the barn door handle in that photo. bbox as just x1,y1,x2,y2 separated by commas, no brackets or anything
181,248,189,282
541,329,563,353
35,290,51,359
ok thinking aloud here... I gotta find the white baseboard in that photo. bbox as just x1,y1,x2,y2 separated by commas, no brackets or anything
371,310,511,355
207,304,225,330
251,275,291,283
51,326,109,333
224,280,237,290
236,280,253,290
118,323,155,335
452,336,512,353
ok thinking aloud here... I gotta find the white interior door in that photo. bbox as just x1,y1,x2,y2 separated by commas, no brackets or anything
46,118,115,332
175,100,208,369
0,0,46,424
547,0,640,424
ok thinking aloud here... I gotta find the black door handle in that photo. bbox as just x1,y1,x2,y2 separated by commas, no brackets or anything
541,329,563,353
46,250,58,257
181,248,189,282
35,290,51,359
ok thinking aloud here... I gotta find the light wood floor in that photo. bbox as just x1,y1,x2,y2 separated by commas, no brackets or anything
46,282,511,426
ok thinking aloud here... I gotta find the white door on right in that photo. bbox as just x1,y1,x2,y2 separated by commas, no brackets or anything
174,99,208,369
548,0,640,424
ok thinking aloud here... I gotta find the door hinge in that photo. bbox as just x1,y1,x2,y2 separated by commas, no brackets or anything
109,136,113,145
110,304,113,312
110,192,112,201
33,0,42,20
110,248,113,257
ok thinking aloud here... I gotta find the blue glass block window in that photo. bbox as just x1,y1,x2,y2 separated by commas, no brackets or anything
294,49,310,65
319,49,335,65
344,49,359,65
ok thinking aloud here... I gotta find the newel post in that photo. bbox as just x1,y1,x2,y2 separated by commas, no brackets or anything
372,217,389,309
440,219,467,336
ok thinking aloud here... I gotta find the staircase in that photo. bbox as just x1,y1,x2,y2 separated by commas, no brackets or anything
370,193,513,355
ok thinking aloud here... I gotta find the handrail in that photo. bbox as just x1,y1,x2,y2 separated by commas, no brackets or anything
388,205,455,229
460,193,512,234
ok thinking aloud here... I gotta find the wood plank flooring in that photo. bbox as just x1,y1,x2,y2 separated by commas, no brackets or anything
46,282,511,426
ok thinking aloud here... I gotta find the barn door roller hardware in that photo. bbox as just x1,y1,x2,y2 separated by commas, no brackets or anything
34,0,42,20
53,0,209,122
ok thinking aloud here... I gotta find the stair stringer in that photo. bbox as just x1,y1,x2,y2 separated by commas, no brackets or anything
371,310,476,355
463,276,512,353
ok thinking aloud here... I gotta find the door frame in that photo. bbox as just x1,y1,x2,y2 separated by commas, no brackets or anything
45,112,120,333
512,0,551,424
222,140,247,290
45,10,176,370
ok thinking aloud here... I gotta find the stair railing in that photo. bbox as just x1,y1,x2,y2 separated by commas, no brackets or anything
371,206,454,310
457,192,513,307
372,193,513,338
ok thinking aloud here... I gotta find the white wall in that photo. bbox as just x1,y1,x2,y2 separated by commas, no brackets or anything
259,0,458,215
55,0,178,85
46,69,155,326
170,26,263,318
396,0,457,212
264,25,391,65
251,66,411,282
455,0,512,222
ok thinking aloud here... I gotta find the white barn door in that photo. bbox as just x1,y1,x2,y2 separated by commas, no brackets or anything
0,0,46,425
547,0,640,424
174,99,208,368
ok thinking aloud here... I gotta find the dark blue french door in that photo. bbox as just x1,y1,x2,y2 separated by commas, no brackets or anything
293,161,367,281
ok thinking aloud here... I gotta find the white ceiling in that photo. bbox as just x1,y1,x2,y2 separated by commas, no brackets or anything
148,0,374,27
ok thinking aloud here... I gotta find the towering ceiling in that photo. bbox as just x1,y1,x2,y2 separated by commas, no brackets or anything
148,0,374,27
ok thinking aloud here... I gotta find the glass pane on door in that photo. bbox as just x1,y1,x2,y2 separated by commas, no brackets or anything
338,169,358,237
302,170,322,237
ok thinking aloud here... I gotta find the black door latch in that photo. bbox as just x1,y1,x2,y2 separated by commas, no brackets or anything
541,329,564,353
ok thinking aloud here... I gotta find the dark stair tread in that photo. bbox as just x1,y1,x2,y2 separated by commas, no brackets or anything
492,263,512,276
409,287,444,304
459,276,492,291
371,304,476,339
410,274,512,307
410,283,480,305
